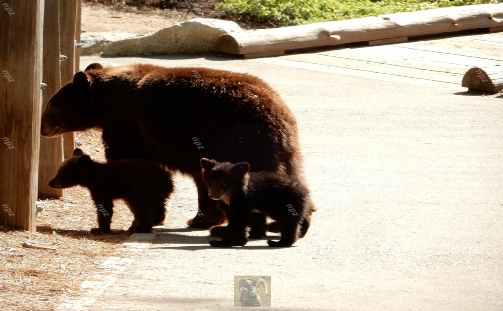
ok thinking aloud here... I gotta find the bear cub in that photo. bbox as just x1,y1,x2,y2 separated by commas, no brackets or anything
200,158,312,247
49,148,173,234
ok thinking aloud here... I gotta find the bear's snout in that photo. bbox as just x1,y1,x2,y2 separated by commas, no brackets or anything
48,178,61,188
40,118,60,137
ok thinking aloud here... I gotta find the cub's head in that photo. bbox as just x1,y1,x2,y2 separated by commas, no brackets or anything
41,63,103,137
200,158,250,204
49,148,94,189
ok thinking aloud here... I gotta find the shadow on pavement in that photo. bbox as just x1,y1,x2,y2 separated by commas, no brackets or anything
454,90,495,97
36,225,129,244
151,245,275,251
153,232,210,245
154,227,208,233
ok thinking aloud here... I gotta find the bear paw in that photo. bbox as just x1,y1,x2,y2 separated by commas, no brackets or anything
267,240,294,247
210,226,228,237
127,224,153,234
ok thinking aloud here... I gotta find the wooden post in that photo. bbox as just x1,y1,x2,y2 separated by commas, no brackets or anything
75,0,81,74
0,0,45,230
39,0,63,198
60,0,77,159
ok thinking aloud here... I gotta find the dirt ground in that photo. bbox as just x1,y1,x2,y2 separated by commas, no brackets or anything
0,130,138,311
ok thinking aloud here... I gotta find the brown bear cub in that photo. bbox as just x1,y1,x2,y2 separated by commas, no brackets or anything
49,148,173,234
200,158,312,247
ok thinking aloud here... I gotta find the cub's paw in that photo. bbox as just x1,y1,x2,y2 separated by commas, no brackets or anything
267,240,293,248
210,226,228,238
90,227,111,235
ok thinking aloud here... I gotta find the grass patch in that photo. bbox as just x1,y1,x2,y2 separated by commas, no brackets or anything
217,0,501,27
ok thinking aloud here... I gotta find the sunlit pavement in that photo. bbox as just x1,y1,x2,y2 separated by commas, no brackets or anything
62,32,503,310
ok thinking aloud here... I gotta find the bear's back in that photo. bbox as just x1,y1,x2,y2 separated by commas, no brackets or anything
244,172,308,212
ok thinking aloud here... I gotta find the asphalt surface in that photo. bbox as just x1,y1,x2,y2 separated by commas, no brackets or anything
60,31,503,311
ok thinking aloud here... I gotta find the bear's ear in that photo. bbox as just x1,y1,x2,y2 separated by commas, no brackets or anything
85,63,103,72
231,162,250,177
73,72,90,89
73,148,84,157
200,158,216,169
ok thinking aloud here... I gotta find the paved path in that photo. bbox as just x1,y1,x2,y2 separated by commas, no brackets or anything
61,31,503,310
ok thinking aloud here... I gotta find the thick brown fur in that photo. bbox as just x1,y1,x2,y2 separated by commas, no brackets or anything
49,148,173,234
201,158,313,247
41,63,311,229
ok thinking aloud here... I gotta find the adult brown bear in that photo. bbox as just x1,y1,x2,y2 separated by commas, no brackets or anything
41,63,310,229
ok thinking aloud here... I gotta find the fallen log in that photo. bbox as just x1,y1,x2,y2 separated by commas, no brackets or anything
216,4,503,58
462,66,503,94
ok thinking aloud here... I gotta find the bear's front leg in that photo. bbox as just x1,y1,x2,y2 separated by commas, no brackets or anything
127,219,153,234
188,174,227,229
209,225,247,247
209,225,228,238
91,196,113,234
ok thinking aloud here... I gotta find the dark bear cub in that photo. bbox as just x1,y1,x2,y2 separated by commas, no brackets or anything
200,158,312,247
49,148,173,234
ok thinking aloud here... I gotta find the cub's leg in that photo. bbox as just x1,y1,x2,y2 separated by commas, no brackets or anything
249,211,267,239
90,196,113,234
210,206,248,247
299,215,311,238
151,197,167,227
127,198,155,233
267,216,300,247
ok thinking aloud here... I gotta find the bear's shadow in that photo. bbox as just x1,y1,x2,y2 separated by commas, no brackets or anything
151,245,283,251
36,225,130,244
36,225,281,249
152,229,282,251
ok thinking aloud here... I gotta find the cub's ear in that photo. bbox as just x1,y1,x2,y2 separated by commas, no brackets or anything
73,148,84,157
200,158,216,169
231,162,250,177
73,71,90,88
85,63,103,72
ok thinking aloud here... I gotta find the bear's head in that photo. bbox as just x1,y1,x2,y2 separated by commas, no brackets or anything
200,158,251,204
49,148,94,189
41,63,103,137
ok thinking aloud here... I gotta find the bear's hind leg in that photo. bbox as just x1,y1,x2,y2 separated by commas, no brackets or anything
267,217,299,247
127,198,155,234
249,211,267,239
151,197,167,227
299,215,311,238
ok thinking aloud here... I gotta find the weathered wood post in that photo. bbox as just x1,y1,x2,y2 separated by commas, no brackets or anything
39,0,64,198
0,1,45,230
75,0,81,74
60,0,78,159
